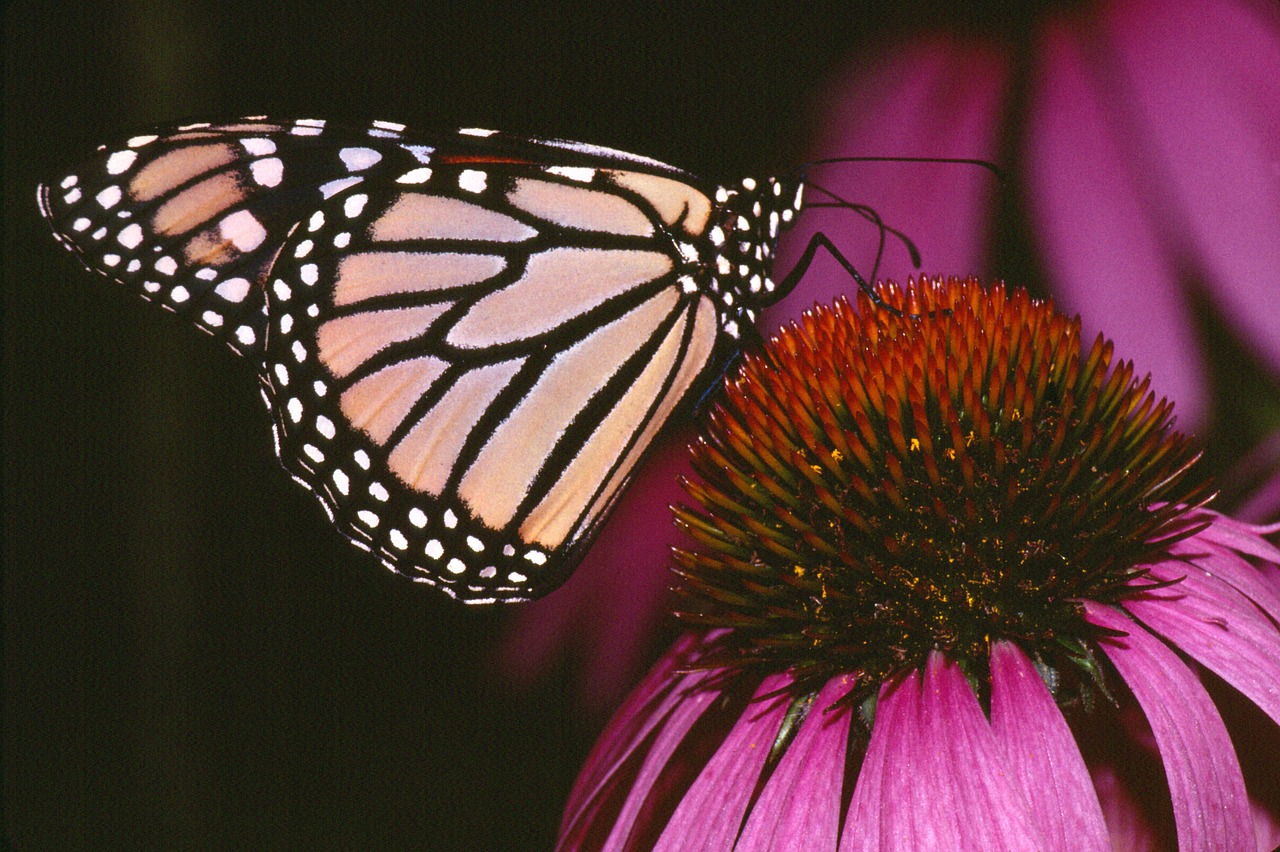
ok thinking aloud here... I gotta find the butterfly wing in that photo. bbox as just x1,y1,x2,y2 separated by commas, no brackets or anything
37,117,418,357
263,154,726,601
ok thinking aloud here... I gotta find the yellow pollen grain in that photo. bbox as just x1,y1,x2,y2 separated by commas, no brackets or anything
831,449,844,461
909,438,920,452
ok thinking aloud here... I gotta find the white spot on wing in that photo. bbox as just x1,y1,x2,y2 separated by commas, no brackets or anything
96,186,122,209
340,147,383,172
320,177,362,199
220,209,267,252
117,223,144,248
546,166,595,182
395,167,433,184
106,150,137,174
458,170,486,193
215,277,251,303
250,157,283,187
344,193,368,218
241,137,276,156
425,539,444,559
458,128,497,137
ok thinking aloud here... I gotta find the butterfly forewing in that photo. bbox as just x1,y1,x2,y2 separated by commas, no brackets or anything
40,117,804,603
37,118,416,357
264,160,725,600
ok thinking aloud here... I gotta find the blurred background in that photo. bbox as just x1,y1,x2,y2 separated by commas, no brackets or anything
6,0,1278,848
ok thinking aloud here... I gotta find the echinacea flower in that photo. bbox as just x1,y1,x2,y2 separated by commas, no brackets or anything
558,278,1280,851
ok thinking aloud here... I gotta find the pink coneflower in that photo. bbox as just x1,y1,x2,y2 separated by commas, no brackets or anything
558,278,1280,850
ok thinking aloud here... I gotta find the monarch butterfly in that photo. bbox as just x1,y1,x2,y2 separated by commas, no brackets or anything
39,116,828,603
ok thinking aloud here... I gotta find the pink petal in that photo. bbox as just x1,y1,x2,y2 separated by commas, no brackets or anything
560,661,725,849
653,673,795,852
841,653,1046,852
767,35,1008,329
1168,536,1280,626
1024,12,1208,427
560,632,704,831
735,676,854,851
989,641,1111,850
1125,558,1280,727
1104,0,1280,377
1085,601,1254,851
1187,508,1280,567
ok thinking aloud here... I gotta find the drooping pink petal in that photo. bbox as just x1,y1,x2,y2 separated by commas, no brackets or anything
495,434,693,716
1167,536,1280,627
841,653,1046,852
989,641,1110,850
767,35,1008,329
560,632,704,830
559,661,724,849
653,673,794,852
1085,601,1254,851
1127,558,1280,728
1103,0,1280,377
735,676,854,851
1024,11,1208,428
1187,508,1280,566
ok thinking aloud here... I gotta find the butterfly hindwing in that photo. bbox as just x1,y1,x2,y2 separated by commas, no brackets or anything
263,160,726,600
37,117,418,357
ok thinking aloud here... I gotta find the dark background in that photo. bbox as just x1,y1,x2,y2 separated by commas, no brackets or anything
4,2,882,847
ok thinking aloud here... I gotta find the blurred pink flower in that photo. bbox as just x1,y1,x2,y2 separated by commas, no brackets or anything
558,280,1280,851
775,0,1280,438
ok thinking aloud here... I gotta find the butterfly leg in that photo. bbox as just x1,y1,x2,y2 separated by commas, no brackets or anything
773,230,905,313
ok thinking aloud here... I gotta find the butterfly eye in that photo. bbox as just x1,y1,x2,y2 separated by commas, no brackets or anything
39,118,803,602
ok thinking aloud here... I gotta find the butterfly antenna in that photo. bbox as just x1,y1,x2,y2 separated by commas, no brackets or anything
792,155,1004,183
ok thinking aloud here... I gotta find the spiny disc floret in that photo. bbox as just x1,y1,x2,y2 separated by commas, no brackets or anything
674,277,1208,700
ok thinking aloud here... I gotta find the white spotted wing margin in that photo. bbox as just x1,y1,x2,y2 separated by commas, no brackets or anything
36,117,417,359
261,160,727,602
